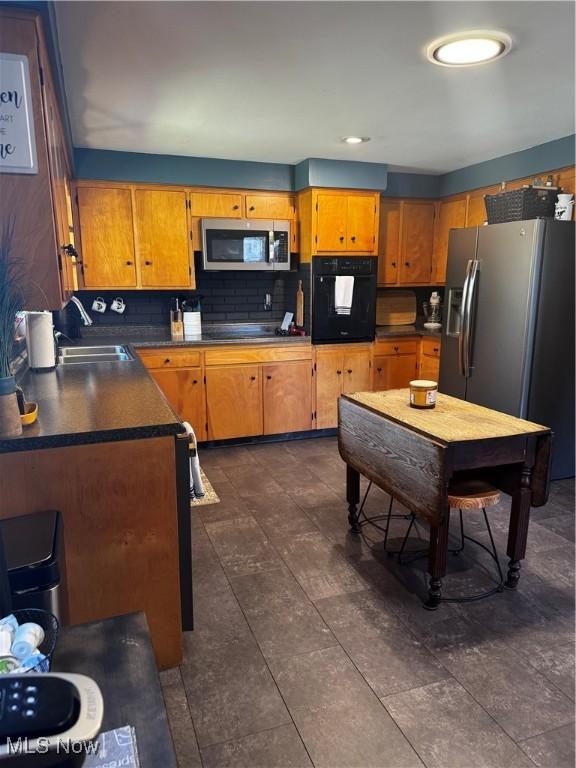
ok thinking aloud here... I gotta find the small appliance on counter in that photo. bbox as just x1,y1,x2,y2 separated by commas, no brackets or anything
422,291,442,329
0,673,104,767
25,313,57,372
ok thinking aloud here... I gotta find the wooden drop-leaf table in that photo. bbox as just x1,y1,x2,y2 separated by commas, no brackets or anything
338,390,552,609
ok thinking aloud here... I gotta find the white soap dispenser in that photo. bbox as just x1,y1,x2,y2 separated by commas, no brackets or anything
423,292,442,329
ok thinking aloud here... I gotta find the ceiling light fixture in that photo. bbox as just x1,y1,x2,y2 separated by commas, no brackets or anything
427,30,512,67
343,136,370,145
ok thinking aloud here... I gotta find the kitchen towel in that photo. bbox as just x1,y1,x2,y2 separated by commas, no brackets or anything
182,421,205,498
334,276,354,315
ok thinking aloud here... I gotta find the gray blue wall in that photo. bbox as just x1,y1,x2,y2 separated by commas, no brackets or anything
75,134,574,198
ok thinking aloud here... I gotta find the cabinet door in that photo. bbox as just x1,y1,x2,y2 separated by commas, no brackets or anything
316,194,347,251
399,202,435,284
347,195,377,252
190,192,243,218
373,354,417,390
263,361,312,435
465,187,498,228
77,187,137,288
206,365,262,440
378,201,401,285
419,355,440,382
149,367,206,441
134,189,192,288
433,199,467,283
342,349,372,394
315,349,343,429
245,194,294,220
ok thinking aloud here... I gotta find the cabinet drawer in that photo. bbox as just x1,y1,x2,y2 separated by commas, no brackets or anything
374,339,418,356
138,349,202,369
421,338,441,358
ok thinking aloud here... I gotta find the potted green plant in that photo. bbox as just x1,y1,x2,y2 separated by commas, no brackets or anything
0,222,24,438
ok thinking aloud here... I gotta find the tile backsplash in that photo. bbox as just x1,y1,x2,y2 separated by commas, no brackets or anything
74,264,311,331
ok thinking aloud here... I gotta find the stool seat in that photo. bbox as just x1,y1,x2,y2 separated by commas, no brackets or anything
448,480,500,509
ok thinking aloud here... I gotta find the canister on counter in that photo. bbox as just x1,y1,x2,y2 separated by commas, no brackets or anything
409,380,438,409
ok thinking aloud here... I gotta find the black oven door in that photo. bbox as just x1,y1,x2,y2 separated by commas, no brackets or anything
312,272,377,343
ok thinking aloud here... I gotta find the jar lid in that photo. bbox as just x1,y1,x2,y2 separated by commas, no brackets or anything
409,379,438,389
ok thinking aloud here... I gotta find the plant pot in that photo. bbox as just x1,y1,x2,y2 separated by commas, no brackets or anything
0,376,22,437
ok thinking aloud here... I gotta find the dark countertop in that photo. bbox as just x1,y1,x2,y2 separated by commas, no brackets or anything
79,322,311,348
52,612,176,768
376,322,442,339
1,351,181,454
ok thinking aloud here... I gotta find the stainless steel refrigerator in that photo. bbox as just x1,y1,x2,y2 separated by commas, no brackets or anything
439,218,575,479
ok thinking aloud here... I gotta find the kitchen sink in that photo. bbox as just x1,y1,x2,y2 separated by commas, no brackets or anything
58,345,134,364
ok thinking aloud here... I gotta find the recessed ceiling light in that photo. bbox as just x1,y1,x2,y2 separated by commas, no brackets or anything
427,30,512,67
343,136,370,144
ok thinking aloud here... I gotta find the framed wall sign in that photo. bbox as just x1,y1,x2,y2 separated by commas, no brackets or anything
0,52,38,174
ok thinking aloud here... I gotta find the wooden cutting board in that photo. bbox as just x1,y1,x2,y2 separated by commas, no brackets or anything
376,290,417,326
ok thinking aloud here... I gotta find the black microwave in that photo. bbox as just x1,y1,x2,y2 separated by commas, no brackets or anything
201,218,291,271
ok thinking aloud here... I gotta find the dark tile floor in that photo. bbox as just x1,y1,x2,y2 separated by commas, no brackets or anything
160,437,575,768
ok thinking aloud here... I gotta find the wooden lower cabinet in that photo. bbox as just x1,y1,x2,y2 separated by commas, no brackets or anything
373,338,418,391
206,365,263,440
149,367,206,442
263,361,313,435
316,345,371,428
419,337,441,381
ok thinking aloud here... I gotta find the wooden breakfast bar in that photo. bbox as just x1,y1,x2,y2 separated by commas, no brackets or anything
338,390,552,609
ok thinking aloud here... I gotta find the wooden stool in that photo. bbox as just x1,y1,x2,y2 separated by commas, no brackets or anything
354,479,505,605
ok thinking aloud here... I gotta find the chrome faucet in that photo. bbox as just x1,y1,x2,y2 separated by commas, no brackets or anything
69,296,93,326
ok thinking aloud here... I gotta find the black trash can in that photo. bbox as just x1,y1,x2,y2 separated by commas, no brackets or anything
0,510,67,623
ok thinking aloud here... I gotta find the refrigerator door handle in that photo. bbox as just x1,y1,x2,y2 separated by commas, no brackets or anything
462,259,480,378
459,260,473,377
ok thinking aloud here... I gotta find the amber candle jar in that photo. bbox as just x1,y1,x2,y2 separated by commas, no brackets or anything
409,380,438,409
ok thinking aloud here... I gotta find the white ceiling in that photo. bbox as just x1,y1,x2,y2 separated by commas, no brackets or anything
55,1,575,173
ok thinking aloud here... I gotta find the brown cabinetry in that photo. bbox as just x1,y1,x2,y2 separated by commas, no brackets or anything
315,345,371,428
190,191,243,218
75,182,195,290
433,198,467,284
372,339,418,391
418,337,441,381
245,194,295,220
0,10,76,309
77,187,137,288
149,368,205,441
206,364,263,440
134,189,192,288
263,361,312,435
378,199,436,286
298,189,379,261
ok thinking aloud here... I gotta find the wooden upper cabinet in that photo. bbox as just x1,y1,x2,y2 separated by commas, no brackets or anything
134,189,193,288
433,198,467,284
205,365,263,440
466,186,498,227
312,191,379,256
399,202,435,284
77,187,137,288
190,192,243,218
377,201,401,286
316,193,348,251
263,361,312,434
245,194,294,220
347,195,377,251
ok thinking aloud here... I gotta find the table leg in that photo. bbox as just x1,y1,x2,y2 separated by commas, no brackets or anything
425,511,450,610
505,466,532,589
346,464,361,534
